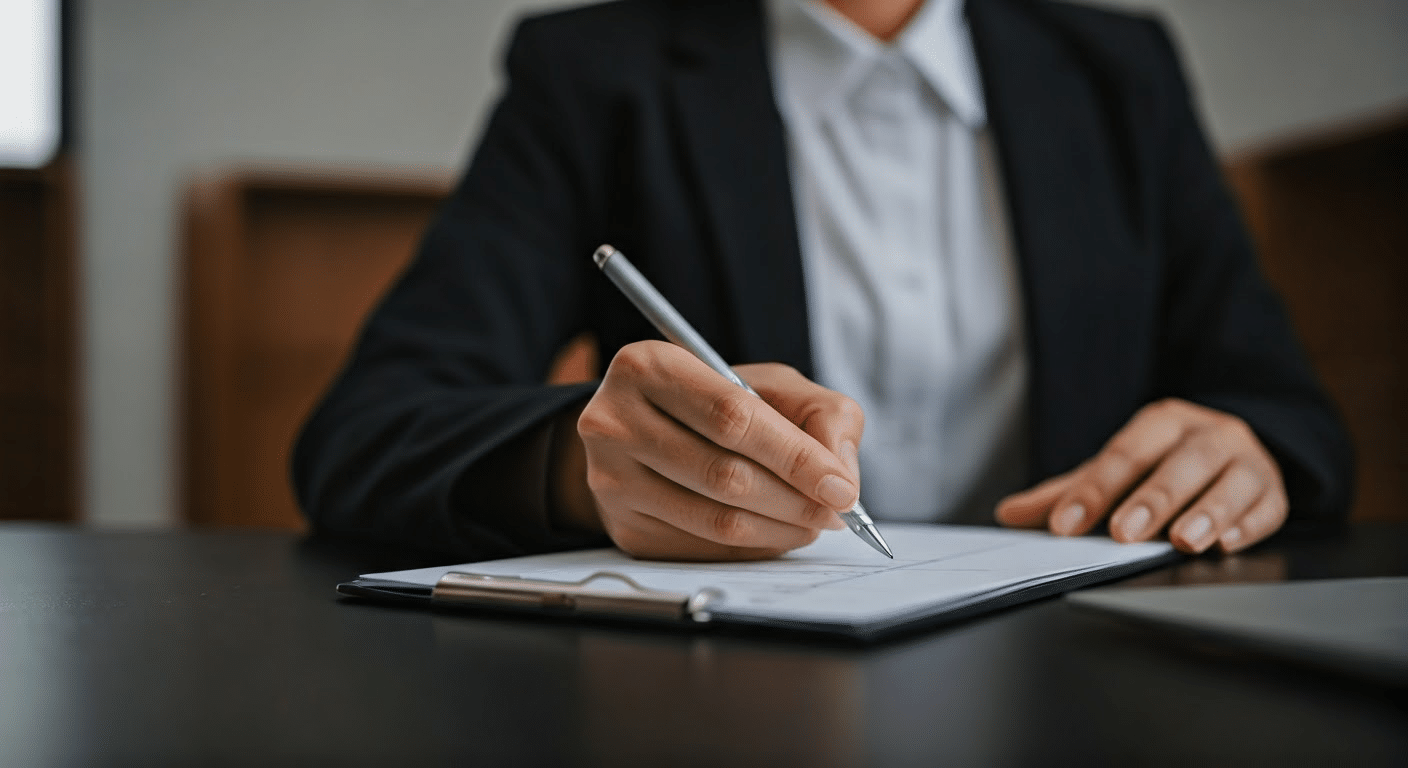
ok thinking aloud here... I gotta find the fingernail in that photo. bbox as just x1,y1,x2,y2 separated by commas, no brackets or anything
840,441,860,480
818,474,857,510
1120,505,1151,540
1053,504,1085,535
1220,527,1242,548
1182,514,1212,548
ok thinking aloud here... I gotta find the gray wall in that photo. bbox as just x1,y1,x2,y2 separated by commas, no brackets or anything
79,0,576,526
1096,0,1408,149
78,0,1408,526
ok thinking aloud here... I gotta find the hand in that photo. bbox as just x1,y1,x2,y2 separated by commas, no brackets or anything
995,398,1287,554
551,341,864,560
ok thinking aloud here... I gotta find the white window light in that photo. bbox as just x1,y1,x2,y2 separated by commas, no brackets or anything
0,0,61,169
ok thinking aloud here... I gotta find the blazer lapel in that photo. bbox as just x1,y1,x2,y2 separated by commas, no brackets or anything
968,0,1148,480
667,0,814,377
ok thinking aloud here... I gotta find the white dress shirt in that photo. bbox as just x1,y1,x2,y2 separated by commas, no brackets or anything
765,0,1030,523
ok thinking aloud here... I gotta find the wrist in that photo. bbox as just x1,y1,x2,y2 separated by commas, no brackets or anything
547,401,603,533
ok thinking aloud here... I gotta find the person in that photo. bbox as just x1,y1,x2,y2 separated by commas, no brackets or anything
292,0,1352,562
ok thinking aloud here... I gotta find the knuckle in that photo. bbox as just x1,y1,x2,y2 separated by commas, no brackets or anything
1198,501,1231,524
1137,484,1172,513
1248,476,1269,503
1231,461,1268,500
705,455,752,501
800,498,831,527
583,466,620,498
1165,397,1197,415
607,342,655,379
786,441,818,482
709,391,756,447
575,406,623,444
710,508,751,546
763,362,800,379
833,395,865,429
1179,436,1224,474
1088,449,1136,494
1218,416,1256,446
1098,442,1139,476
1137,394,1193,425
1143,398,1180,420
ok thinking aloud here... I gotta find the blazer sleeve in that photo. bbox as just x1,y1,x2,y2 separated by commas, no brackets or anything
1139,21,1354,533
292,18,612,560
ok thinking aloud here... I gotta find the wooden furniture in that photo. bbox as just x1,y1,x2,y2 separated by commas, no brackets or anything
181,170,598,529
181,171,450,529
1226,111,1408,522
0,163,78,521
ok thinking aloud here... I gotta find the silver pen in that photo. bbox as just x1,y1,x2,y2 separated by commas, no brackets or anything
593,244,894,559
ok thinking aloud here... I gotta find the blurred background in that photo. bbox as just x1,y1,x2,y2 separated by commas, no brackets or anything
2,0,1405,530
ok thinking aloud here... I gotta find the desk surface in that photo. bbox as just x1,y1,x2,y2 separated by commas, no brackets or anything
1,524,1404,766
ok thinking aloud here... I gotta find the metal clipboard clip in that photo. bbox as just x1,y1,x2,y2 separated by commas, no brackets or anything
431,571,722,624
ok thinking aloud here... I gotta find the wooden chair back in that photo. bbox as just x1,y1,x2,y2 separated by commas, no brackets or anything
181,170,595,529
1226,111,1408,522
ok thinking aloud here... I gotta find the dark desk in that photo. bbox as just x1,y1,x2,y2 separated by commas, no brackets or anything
1,524,1404,765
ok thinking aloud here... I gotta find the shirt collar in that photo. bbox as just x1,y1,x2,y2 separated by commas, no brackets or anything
766,0,987,127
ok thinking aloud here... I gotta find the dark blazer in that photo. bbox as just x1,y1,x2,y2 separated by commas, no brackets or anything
293,0,1352,559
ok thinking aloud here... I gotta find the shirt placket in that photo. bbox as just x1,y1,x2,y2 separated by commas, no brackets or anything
848,56,950,517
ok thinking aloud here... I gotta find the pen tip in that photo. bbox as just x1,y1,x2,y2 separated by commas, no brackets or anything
860,525,893,558
593,244,617,269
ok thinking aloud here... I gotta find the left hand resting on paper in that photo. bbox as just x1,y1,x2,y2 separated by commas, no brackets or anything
995,398,1287,555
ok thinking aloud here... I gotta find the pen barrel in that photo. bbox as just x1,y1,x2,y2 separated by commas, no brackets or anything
596,246,756,394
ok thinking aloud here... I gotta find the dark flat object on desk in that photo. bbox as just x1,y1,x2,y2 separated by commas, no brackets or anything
1068,577,1408,685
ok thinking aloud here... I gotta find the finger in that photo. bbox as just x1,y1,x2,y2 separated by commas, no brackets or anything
627,404,845,531
1217,489,1288,555
1166,460,1268,553
1048,408,1188,536
593,458,819,557
1108,427,1240,543
584,364,844,531
994,470,1077,529
738,364,865,478
638,355,859,514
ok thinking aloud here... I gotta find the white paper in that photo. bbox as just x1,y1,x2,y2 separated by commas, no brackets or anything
362,524,1173,629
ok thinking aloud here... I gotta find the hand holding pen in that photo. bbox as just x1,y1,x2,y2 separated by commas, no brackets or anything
546,245,891,561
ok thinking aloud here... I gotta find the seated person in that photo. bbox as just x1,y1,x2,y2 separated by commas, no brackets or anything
293,0,1352,561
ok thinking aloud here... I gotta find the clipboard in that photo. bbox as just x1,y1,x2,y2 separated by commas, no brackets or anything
335,524,1179,640
338,571,721,624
